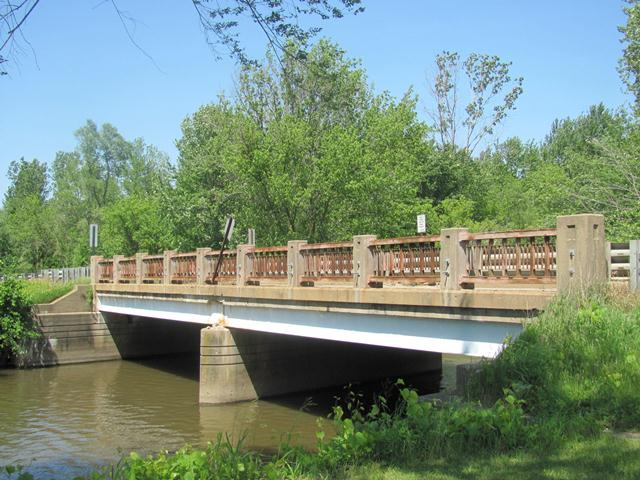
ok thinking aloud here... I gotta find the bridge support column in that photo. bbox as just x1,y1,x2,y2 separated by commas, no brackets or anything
199,326,442,405
556,214,606,292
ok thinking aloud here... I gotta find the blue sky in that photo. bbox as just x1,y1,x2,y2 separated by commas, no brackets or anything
0,1,630,199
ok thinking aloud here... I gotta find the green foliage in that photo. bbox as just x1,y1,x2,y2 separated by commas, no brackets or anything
21,280,75,305
475,289,640,430
619,0,640,111
0,277,37,360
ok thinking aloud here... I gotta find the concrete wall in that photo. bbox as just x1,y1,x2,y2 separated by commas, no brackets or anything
200,326,442,404
10,285,201,367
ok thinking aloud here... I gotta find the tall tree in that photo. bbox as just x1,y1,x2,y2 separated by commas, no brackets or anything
427,51,524,154
619,0,640,111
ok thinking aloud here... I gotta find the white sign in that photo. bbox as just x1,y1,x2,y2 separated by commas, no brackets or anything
224,216,235,241
89,224,99,248
417,214,426,234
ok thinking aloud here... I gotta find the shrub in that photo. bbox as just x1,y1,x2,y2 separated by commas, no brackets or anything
0,277,37,361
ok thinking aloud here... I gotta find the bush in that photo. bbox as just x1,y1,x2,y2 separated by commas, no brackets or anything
475,288,640,430
0,277,37,361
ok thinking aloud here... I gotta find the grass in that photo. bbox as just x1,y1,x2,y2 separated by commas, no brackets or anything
344,435,640,480
21,279,87,305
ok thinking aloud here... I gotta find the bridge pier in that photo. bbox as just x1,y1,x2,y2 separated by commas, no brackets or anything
199,326,442,404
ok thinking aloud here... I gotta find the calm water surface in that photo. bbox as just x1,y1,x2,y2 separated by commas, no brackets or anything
0,354,474,479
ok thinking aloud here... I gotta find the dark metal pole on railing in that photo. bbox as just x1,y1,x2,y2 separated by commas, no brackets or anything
210,216,235,285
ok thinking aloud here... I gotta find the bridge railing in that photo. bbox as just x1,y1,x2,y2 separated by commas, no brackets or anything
369,235,441,286
300,241,353,286
92,214,611,293
461,229,557,288
204,250,237,284
247,246,288,285
142,255,164,283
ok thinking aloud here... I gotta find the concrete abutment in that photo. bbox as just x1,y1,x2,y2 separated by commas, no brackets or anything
199,326,442,404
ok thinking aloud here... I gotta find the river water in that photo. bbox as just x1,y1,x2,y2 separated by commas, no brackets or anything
0,354,475,479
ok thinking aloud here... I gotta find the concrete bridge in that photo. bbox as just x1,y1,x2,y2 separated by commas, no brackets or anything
92,214,608,404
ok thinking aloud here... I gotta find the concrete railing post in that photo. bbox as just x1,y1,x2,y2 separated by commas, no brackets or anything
163,250,176,285
236,244,254,285
353,235,377,288
112,255,124,284
196,248,211,285
135,252,147,285
90,256,101,284
287,240,307,287
439,228,469,290
556,214,607,292
630,240,640,292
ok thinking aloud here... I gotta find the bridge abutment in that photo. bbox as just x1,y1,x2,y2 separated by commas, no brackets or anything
199,326,442,404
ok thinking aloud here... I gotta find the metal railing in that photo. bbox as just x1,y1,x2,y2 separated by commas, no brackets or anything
300,241,353,284
463,229,557,286
370,235,440,286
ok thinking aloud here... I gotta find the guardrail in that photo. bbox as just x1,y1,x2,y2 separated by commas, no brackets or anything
463,229,557,287
0,266,91,283
91,214,613,293
608,242,630,283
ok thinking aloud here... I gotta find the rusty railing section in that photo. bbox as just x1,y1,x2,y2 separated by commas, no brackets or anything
97,259,114,283
205,250,237,284
142,255,164,283
171,253,197,284
300,241,353,284
463,229,557,285
248,246,288,283
118,258,137,283
370,235,441,285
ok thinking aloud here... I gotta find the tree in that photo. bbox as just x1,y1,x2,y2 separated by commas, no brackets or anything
1,158,54,270
427,51,524,154
0,0,364,75
619,0,640,111
174,41,432,247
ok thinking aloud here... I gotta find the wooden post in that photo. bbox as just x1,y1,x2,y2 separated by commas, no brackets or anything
163,250,176,285
439,228,468,290
556,214,606,292
287,240,308,286
353,235,377,288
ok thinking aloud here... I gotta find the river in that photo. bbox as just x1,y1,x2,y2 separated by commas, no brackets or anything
0,354,476,479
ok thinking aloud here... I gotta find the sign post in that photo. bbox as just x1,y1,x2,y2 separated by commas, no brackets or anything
210,216,235,284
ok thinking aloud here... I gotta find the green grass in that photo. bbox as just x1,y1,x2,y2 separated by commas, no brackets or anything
344,436,640,480
22,280,77,304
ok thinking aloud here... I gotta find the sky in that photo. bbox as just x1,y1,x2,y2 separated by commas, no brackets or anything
0,0,630,199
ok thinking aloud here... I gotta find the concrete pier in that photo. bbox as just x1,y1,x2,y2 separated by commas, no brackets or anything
199,326,442,404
